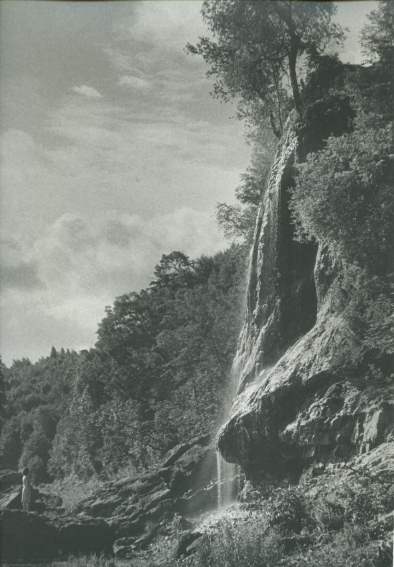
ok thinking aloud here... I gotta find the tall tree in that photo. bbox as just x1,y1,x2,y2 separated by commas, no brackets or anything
361,0,394,67
187,0,343,136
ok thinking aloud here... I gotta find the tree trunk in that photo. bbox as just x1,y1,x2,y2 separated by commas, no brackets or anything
269,111,282,139
274,2,303,117
289,39,303,117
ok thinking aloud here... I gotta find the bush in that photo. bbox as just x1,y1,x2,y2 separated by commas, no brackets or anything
266,487,307,534
291,118,394,275
189,520,283,567
287,528,390,567
45,474,103,512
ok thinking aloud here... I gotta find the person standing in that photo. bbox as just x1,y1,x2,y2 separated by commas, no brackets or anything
21,467,32,512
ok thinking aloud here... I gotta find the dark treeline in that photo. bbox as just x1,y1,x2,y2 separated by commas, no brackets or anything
0,245,248,482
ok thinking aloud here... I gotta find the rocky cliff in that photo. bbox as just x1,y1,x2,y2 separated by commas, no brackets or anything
218,116,394,481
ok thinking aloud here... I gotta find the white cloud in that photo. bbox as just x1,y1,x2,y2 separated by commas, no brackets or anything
72,84,103,98
118,74,151,90
0,84,247,235
123,0,204,48
0,208,226,363
0,0,250,365
33,208,226,297
0,238,43,291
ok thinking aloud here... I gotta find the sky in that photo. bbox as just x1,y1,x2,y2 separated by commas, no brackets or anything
0,0,377,365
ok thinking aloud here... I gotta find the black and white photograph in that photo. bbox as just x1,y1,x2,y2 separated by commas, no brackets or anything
0,1,393,565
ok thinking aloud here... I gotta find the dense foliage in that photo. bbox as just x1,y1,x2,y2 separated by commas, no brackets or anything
216,123,276,243
289,0,394,366
291,117,393,274
187,0,343,135
361,0,394,67
1,246,247,482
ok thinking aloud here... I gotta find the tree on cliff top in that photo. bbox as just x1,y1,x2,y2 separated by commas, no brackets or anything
187,0,343,137
361,0,394,67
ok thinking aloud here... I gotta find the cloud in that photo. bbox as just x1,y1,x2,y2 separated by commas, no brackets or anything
0,87,247,243
33,209,226,296
0,208,227,363
105,1,213,108
0,0,250,365
72,85,103,98
118,75,151,90
0,238,43,291
122,1,204,48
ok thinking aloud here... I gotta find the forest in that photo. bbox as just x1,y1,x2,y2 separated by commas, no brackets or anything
1,1,393,566
0,244,248,482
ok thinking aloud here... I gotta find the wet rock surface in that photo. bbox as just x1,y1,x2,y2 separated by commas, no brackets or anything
218,117,394,482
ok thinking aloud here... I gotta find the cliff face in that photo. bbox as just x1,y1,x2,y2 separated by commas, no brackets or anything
218,117,394,481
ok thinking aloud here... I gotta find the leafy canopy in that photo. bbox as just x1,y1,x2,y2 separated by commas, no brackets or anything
361,0,394,66
291,118,394,275
187,0,343,136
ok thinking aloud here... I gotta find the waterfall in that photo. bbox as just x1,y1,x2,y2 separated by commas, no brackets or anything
216,117,298,507
217,451,238,508
216,353,242,509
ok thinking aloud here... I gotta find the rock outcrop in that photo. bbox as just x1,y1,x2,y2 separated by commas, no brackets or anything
0,435,216,562
218,116,394,481
75,434,216,558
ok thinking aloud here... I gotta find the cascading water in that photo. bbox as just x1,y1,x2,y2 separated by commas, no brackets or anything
216,451,238,508
216,353,243,509
216,117,299,507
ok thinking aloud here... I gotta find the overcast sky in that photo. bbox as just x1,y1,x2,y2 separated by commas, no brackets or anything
0,1,377,364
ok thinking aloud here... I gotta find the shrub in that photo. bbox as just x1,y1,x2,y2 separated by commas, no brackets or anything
190,520,283,567
291,118,394,275
266,487,307,534
287,528,389,567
